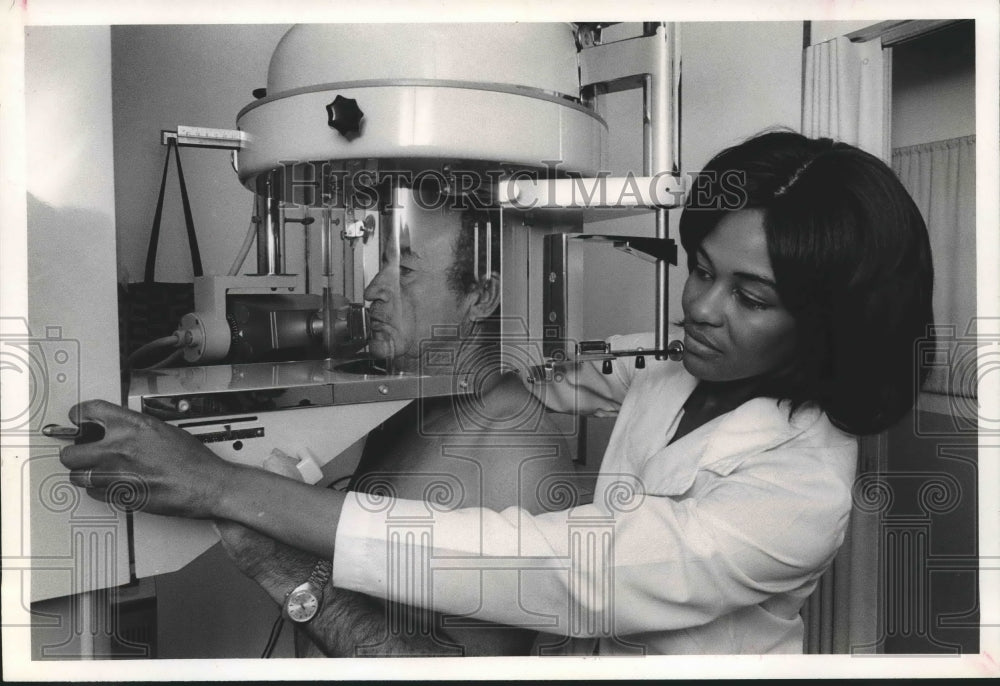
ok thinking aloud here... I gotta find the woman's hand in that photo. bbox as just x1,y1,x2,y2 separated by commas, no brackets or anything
58,399,236,519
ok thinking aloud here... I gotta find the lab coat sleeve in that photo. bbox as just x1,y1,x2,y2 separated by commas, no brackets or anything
332,439,855,638
526,332,652,416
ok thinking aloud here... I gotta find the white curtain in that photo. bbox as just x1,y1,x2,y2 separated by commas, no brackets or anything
803,36,888,160
800,34,889,655
892,136,978,397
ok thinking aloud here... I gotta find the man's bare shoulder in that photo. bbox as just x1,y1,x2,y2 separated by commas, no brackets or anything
473,372,572,433
354,372,578,513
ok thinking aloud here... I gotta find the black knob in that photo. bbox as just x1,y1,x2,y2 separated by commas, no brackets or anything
326,95,364,140
252,87,267,99
602,359,613,375
635,355,645,369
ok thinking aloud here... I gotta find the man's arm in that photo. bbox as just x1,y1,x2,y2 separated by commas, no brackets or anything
215,520,463,657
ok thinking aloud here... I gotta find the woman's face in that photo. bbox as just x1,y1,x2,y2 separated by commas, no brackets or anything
680,208,797,383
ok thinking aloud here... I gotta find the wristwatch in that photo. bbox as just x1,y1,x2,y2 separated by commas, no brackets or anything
283,559,332,623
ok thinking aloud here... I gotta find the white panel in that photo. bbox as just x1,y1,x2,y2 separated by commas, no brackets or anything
132,400,408,578
24,26,129,602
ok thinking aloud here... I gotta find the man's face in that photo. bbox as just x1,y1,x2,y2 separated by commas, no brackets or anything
363,206,472,372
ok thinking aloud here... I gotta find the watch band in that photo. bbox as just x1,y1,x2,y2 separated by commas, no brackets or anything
307,558,332,589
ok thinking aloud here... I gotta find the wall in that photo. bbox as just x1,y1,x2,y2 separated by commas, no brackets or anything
581,21,804,340
884,20,978,655
111,25,291,284
24,26,129,606
891,22,976,148
109,23,298,659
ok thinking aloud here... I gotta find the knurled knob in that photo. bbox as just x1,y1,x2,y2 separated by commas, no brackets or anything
326,95,364,139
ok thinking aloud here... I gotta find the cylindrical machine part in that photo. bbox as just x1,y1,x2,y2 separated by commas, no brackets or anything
651,23,675,359
321,208,332,277
235,24,608,192
255,171,283,275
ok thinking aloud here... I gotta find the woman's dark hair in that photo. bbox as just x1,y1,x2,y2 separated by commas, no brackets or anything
680,130,934,435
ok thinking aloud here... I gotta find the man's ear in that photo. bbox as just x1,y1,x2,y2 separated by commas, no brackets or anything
467,272,501,321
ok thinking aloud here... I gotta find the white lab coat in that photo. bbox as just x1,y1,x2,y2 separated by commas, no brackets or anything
332,333,858,654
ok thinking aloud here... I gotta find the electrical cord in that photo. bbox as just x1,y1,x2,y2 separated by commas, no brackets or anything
143,348,184,370
126,334,180,370
228,195,258,276
329,474,354,492
261,611,286,658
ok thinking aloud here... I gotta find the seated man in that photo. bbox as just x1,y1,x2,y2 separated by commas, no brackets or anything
218,200,579,657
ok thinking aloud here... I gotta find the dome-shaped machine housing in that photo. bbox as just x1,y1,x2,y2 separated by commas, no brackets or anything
235,23,608,202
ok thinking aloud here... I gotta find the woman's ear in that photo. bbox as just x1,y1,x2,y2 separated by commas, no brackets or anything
467,272,501,321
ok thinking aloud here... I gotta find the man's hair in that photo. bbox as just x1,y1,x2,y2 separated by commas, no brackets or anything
680,130,935,436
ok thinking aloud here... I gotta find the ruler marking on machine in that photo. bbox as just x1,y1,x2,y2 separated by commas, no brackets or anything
193,426,266,444
161,126,247,150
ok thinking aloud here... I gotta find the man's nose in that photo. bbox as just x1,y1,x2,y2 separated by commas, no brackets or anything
688,283,726,326
363,266,393,301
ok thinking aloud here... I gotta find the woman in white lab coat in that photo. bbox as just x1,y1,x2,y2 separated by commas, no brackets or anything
61,131,934,654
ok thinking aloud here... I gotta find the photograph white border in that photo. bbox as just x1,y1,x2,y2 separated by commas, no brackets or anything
2,0,997,680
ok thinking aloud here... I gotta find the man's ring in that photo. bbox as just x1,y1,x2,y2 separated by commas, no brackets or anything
77,468,95,490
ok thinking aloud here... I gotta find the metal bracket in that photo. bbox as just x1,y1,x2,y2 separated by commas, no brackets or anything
161,126,246,150
542,232,678,362
568,234,677,265
575,24,679,360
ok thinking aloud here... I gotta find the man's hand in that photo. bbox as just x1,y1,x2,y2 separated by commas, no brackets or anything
58,399,236,519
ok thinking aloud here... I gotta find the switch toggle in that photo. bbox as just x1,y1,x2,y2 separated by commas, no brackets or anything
602,359,613,375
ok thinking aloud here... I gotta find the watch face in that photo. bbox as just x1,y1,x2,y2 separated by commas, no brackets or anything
286,589,320,622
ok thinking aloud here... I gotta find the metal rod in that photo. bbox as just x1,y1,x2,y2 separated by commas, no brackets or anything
485,219,493,277
642,75,653,177
672,24,682,176
255,176,270,274
652,23,672,358
279,200,288,276
303,210,311,292
473,221,480,281
321,208,332,277
255,171,283,275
